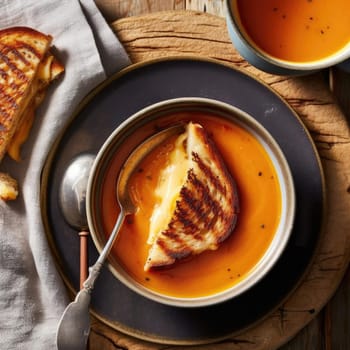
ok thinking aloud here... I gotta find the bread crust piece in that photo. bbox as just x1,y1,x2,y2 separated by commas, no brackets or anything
144,122,239,270
0,27,52,161
0,172,18,201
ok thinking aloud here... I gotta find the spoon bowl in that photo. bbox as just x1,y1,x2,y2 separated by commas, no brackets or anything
59,153,95,289
59,153,94,230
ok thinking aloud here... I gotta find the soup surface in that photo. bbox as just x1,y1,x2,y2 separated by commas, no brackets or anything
233,0,350,62
100,112,281,298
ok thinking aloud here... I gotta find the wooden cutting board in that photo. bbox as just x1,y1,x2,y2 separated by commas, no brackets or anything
88,11,350,350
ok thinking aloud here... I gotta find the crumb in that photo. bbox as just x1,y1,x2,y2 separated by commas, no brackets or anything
0,173,18,201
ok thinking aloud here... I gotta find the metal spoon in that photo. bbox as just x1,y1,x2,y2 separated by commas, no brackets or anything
59,153,95,289
56,124,184,350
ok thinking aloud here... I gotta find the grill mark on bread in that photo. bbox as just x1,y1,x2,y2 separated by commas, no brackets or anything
0,87,19,112
184,167,226,231
161,230,181,242
0,106,12,119
17,42,43,62
171,203,199,234
184,173,218,230
183,177,206,217
192,151,227,195
3,45,31,66
156,238,192,262
0,68,7,79
0,49,29,82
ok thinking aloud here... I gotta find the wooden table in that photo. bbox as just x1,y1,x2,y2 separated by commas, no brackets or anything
88,1,350,349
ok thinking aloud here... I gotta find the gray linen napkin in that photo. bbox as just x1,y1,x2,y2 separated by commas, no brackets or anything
0,1,130,349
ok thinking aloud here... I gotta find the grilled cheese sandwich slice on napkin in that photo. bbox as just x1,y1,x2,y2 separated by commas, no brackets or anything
145,122,239,271
0,26,64,200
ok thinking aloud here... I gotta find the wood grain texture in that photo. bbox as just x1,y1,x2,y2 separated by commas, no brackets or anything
95,0,226,20
330,66,350,121
83,10,350,350
186,0,226,16
95,0,186,21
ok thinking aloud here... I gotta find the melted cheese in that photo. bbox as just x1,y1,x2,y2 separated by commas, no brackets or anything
148,132,189,245
7,107,35,161
37,55,54,84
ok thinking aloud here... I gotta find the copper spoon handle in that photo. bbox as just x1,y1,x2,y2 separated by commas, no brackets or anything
79,231,89,290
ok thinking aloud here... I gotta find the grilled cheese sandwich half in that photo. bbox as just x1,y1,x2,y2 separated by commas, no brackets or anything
0,26,64,200
7,51,64,161
144,122,239,271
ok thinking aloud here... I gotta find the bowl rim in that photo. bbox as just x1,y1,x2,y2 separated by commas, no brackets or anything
225,0,350,72
86,96,296,307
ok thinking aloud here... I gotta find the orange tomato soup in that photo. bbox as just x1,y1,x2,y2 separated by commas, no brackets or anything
101,113,281,298
233,0,350,62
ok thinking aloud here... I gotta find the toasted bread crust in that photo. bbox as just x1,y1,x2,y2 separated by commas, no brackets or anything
0,172,18,200
0,26,52,48
145,123,239,270
50,55,65,80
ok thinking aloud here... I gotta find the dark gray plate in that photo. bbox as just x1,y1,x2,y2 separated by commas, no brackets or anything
41,57,324,345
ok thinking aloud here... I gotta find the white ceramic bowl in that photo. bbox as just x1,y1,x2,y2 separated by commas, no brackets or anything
86,97,295,307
